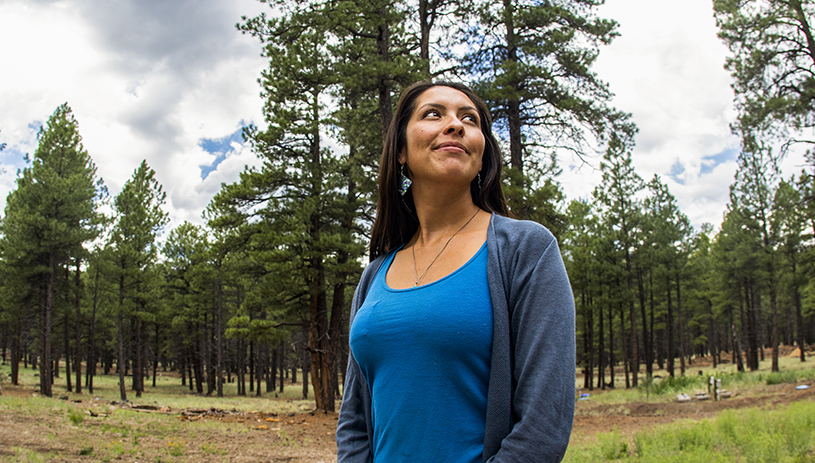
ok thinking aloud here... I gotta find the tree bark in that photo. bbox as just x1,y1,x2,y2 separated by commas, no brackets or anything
74,259,82,394
625,249,638,387
117,275,127,402
666,276,674,377
676,273,685,376
216,264,224,398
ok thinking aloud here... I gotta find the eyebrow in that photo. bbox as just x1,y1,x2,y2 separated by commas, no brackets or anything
419,102,479,113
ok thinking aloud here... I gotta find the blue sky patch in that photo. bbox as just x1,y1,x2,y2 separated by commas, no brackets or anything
668,160,686,185
199,126,245,180
28,120,43,135
701,148,738,175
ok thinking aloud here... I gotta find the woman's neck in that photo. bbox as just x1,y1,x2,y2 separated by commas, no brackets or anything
411,188,482,246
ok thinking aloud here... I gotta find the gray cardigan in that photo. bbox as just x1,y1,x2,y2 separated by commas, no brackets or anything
337,213,575,462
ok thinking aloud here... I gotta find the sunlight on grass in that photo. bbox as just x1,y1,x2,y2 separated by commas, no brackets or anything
565,400,815,462
0,360,320,418
10,447,49,463
575,354,814,406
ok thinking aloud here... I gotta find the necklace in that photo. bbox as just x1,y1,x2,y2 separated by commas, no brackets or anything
412,208,480,287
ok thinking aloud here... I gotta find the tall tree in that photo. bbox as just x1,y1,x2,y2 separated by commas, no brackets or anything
219,3,374,410
0,104,103,396
774,176,808,361
714,0,815,154
463,0,635,220
110,160,168,401
593,136,644,386
731,145,783,372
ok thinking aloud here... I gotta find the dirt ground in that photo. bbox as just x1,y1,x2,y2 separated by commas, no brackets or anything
1,348,813,462
573,381,815,444
0,381,341,462
572,345,815,444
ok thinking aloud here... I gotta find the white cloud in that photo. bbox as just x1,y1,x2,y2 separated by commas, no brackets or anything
2,0,809,235
0,0,268,228
560,0,746,229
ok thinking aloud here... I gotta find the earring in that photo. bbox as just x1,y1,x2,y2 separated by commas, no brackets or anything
399,164,412,196
477,172,482,191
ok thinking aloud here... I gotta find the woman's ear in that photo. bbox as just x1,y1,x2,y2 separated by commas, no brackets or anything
398,150,407,165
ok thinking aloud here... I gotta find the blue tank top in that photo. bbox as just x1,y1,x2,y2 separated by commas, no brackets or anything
349,242,493,463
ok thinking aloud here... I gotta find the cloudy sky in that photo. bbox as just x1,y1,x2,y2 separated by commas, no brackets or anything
0,0,807,233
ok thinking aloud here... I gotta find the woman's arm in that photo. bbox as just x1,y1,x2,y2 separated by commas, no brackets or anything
488,221,576,462
336,352,373,463
336,256,384,463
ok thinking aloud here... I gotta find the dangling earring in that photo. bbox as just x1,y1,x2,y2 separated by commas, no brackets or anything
399,164,412,196
477,172,482,192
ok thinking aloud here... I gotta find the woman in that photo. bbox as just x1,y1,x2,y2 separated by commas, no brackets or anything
337,81,575,463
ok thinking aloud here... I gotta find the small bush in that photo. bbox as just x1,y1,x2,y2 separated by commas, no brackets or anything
594,429,628,460
651,374,703,395
67,408,84,426
765,370,799,385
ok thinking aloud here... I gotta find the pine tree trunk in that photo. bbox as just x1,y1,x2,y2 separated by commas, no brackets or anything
637,267,651,379
597,286,605,390
117,277,127,402
41,250,56,397
302,346,310,400
676,274,685,376
88,266,100,394
152,323,160,388
795,271,806,362
216,266,224,398
619,301,629,389
666,276,674,377
607,301,615,389
74,259,82,394
65,308,72,392
376,9,393,147
278,343,285,394
11,320,20,385
418,0,431,78
769,283,780,372
625,250,638,387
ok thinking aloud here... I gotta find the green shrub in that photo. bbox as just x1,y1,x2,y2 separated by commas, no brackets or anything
595,429,628,460
67,407,84,426
567,401,815,462
765,370,799,385
650,374,704,395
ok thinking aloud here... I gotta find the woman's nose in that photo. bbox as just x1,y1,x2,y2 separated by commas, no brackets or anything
444,117,465,134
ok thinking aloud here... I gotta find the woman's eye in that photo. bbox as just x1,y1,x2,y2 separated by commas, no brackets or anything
463,114,478,123
423,109,440,118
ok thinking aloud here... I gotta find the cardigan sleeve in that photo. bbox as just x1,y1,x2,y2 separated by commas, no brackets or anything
487,222,576,462
336,257,383,463
336,351,373,462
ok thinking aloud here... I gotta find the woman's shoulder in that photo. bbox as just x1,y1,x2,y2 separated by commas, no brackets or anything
490,213,557,252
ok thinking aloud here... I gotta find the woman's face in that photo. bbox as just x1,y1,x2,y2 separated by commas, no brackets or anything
399,86,485,187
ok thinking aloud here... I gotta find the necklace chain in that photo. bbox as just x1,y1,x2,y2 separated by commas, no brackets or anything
412,209,480,287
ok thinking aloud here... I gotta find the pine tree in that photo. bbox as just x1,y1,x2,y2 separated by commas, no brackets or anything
462,0,635,221
714,0,815,153
0,104,103,396
110,161,168,401
593,137,644,387
730,145,782,372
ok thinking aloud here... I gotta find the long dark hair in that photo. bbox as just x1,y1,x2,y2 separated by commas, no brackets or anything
369,81,509,259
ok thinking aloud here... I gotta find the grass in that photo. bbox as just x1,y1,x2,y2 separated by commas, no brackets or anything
563,400,815,462
577,353,815,405
1,359,321,414
0,360,334,462
1,351,812,462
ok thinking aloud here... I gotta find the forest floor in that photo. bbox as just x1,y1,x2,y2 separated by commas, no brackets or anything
571,345,815,447
0,346,813,462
